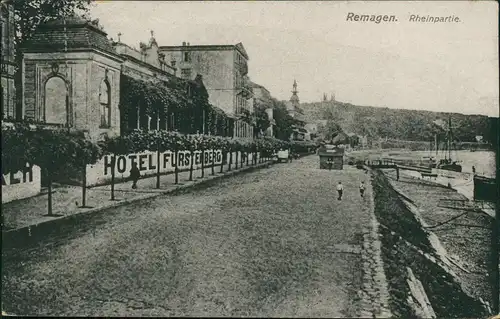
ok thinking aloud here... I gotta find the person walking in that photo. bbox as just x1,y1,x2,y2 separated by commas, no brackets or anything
130,162,140,189
336,181,344,200
359,181,365,198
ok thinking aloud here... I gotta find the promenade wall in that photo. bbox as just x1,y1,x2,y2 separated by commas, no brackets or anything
370,169,490,317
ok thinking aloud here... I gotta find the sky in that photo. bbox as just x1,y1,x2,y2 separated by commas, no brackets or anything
90,1,499,117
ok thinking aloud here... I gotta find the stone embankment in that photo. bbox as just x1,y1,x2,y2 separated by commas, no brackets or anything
370,169,491,318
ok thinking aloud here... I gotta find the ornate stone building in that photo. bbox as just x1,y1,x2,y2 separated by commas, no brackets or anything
1,0,16,119
113,31,175,82
21,16,124,141
18,16,250,140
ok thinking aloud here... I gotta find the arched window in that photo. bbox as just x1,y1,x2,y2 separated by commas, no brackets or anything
44,76,67,124
99,80,111,128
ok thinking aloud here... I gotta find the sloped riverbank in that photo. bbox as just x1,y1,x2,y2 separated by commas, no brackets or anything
370,169,490,317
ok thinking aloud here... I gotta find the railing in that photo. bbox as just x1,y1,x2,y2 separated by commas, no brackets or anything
1,120,78,132
438,198,495,212
365,159,398,168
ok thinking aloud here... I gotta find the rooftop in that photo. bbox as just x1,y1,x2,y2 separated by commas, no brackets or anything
159,42,249,60
249,81,270,92
22,15,117,56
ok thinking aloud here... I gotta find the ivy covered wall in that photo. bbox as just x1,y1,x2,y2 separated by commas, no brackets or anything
119,73,233,137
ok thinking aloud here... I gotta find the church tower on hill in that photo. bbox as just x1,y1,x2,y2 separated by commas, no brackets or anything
290,79,299,106
287,79,300,117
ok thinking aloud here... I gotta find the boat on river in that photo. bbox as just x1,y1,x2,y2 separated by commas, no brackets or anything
434,117,463,172
437,158,462,172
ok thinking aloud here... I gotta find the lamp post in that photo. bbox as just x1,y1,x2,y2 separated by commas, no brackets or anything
156,128,161,189
81,131,90,208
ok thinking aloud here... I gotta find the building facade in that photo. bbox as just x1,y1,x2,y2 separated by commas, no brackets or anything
159,42,254,138
21,16,124,142
1,0,16,119
21,16,233,142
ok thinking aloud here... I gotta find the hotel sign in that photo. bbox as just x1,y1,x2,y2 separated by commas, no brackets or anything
102,150,223,176
86,149,224,186
2,164,42,203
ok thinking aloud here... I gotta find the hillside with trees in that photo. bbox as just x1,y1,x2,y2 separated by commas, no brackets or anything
301,100,496,145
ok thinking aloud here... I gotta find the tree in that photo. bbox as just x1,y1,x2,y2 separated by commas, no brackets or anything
11,0,92,119
271,98,299,141
238,103,271,138
2,123,101,216
239,109,253,126
252,102,271,138
318,120,344,141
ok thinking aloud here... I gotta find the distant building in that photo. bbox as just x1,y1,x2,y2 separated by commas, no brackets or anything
1,0,16,119
159,42,254,138
251,81,275,137
304,123,318,135
359,135,369,148
322,92,335,102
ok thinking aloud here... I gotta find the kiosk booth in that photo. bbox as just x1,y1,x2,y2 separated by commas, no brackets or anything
318,145,344,170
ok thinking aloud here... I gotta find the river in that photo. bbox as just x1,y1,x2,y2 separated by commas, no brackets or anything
398,150,496,216
349,149,496,211
353,149,497,178
413,150,496,177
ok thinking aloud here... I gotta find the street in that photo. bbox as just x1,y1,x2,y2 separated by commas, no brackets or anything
2,156,372,317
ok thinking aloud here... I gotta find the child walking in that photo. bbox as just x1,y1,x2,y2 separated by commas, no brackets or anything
336,181,344,200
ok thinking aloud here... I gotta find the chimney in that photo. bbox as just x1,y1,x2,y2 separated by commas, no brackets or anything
187,42,190,46
182,41,186,46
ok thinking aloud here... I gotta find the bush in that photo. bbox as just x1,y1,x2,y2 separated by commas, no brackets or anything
2,122,294,178
1,122,102,176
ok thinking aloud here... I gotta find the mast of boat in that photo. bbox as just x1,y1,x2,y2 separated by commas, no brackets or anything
448,117,452,160
435,133,438,157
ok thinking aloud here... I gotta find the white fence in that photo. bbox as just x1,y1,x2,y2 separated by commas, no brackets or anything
2,164,42,203
86,149,258,187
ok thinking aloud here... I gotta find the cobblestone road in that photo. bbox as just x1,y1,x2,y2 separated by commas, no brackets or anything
2,156,373,317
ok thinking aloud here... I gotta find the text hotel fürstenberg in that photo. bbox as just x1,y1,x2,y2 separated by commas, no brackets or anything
346,13,461,23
